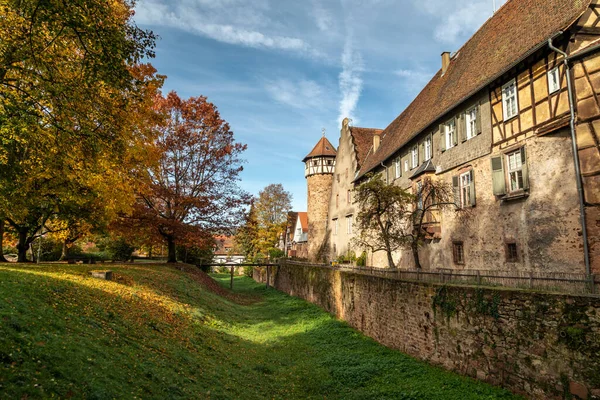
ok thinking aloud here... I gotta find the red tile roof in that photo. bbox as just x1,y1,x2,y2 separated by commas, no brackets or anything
303,136,337,162
357,0,591,179
349,127,383,170
297,212,308,232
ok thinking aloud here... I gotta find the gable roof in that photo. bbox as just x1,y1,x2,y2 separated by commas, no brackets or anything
303,136,337,162
349,126,383,170
297,212,308,232
357,0,591,180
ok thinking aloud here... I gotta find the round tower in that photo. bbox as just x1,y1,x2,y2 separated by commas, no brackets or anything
303,134,336,262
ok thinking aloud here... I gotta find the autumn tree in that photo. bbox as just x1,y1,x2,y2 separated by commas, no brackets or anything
137,91,250,263
253,184,292,255
353,173,413,268
0,1,161,262
236,201,259,260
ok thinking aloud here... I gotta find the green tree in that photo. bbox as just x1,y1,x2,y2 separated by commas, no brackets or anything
0,1,161,262
253,184,292,255
353,173,413,268
353,174,457,269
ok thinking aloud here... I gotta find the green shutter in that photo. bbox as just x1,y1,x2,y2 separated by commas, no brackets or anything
491,156,506,196
452,175,460,207
476,105,482,134
452,118,458,147
458,113,467,143
439,124,446,152
521,147,529,190
469,169,476,206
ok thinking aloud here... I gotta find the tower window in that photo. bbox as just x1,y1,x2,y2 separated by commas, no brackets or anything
452,242,464,265
506,242,518,262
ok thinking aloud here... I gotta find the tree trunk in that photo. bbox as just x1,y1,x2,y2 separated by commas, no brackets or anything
385,241,395,268
60,239,68,261
0,219,7,262
167,235,177,263
16,229,29,263
412,242,421,270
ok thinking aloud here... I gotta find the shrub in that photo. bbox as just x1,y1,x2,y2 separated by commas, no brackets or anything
356,251,367,267
267,248,284,260
106,238,135,262
243,266,253,277
176,245,214,265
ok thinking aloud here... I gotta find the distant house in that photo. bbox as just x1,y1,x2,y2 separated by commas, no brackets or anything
212,235,244,264
288,212,308,259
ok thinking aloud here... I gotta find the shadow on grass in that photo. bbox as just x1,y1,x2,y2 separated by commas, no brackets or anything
0,266,521,399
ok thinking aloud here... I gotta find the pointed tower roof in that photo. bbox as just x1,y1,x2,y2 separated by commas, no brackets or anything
302,136,337,162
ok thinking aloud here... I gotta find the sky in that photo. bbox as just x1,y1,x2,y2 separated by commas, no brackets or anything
134,0,507,211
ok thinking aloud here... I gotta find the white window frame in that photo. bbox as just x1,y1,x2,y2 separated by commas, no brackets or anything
395,159,401,178
333,219,338,235
459,171,472,208
465,107,477,140
411,146,418,168
424,136,432,161
404,159,409,172
502,78,519,120
346,215,353,235
445,120,456,149
506,149,524,192
548,67,560,94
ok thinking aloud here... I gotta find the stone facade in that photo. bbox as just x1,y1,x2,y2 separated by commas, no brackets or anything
306,173,333,261
268,263,600,400
307,3,600,274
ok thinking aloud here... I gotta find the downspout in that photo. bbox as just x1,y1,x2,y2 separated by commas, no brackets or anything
548,33,591,276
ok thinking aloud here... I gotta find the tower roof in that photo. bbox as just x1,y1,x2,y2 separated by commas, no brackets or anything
302,136,337,162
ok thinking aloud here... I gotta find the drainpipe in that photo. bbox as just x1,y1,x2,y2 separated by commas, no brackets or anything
548,33,591,276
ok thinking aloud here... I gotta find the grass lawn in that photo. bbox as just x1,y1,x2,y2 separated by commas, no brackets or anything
0,263,521,399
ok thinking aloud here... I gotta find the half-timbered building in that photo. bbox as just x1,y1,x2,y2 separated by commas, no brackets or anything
313,0,600,274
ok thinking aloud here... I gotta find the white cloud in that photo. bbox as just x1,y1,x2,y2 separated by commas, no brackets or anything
264,79,326,110
412,0,507,44
312,1,333,32
338,38,364,126
136,0,311,53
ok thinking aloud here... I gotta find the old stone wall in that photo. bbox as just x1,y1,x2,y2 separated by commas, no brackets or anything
270,263,600,400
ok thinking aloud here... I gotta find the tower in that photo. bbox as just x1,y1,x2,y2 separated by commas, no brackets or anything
303,134,336,262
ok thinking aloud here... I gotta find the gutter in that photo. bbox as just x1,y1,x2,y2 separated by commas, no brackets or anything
548,32,591,277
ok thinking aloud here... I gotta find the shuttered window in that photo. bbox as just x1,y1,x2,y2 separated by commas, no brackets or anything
491,147,529,197
453,170,475,208
424,135,432,161
445,119,456,149
395,159,401,178
411,146,418,168
548,67,560,94
466,107,478,140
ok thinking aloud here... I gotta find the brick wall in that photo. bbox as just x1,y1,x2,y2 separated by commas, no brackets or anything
268,263,600,400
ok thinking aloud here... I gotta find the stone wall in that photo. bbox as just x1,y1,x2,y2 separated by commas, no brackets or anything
269,263,600,400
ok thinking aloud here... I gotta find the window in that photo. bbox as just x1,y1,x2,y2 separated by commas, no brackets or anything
313,160,318,166
455,170,475,208
452,242,464,265
491,147,529,196
327,160,333,165
465,107,477,140
502,78,519,120
507,149,524,192
506,242,518,262
333,219,338,235
395,159,401,178
445,119,456,149
347,189,351,203
404,160,409,172
336,194,339,208
346,215,353,235
411,146,418,168
548,67,560,94
424,136,432,161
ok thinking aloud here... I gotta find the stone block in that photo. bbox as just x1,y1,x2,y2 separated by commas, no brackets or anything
90,270,113,280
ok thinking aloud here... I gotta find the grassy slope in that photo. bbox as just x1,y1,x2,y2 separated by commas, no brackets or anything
0,263,521,399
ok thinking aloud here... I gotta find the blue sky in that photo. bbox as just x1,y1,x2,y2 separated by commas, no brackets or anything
135,0,507,211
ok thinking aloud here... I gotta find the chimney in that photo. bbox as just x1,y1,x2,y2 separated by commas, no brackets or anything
441,51,451,75
373,134,380,152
